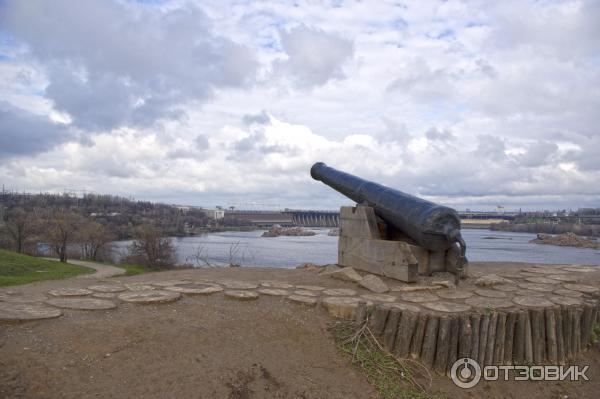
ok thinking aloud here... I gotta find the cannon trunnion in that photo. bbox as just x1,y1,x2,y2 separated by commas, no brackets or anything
311,162,467,282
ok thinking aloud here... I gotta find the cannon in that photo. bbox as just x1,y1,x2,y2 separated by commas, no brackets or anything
311,162,467,282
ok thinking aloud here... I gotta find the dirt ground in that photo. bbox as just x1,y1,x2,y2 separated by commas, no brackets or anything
1,262,600,399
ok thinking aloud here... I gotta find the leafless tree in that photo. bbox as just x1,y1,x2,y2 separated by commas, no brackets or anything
78,220,116,261
3,207,36,253
43,209,83,262
187,244,212,267
128,225,176,268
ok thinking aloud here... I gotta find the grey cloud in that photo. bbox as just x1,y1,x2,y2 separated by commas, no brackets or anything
475,135,506,162
275,26,354,87
2,0,258,130
514,141,559,168
0,101,74,158
425,127,456,142
242,111,270,126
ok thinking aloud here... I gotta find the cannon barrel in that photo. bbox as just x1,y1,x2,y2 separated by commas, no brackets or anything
310,162,466,254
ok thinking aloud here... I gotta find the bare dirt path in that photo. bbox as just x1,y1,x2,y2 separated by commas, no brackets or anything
44,258,126,279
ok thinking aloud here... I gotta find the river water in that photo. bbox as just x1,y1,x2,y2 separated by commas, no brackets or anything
113,228,600,268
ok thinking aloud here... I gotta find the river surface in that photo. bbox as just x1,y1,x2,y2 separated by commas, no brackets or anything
112,228,600,268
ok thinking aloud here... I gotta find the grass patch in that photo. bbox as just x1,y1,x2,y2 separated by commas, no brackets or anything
330,320,445,399
0,249,94,287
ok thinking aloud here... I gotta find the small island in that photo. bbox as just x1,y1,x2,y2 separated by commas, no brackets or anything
530,232,600,249
261,225,317,237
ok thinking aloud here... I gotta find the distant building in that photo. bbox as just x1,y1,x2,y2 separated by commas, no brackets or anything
203,209,225,220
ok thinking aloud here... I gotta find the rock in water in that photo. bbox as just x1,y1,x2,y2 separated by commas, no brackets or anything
359,274,389,293
328,267,363,283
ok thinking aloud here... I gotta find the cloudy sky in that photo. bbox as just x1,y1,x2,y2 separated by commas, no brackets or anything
0,0,599,211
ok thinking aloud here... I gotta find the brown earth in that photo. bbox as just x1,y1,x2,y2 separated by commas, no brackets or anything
1,262,600,399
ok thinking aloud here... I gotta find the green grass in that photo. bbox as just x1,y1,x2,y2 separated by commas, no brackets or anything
0,249,94,287
331,321,446,399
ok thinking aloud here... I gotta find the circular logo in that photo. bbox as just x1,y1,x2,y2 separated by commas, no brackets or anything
450,358,481,389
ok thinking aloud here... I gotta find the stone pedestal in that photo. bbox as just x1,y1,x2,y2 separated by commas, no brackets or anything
338,205,464,282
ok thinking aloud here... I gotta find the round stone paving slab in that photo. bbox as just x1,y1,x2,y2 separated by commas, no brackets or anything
562,266,597,273
524,277,560,284
437,290,474,299
475,289,507,298
523,268,568,275
547,275,579,283
493,285,518,292
125,284,155,291
422,301,471,313
46,298,117,310
400,292,439,303
224,290,259,300
294,290,319,297
118,290,181,304
260,281,294,289
92,292,117,299
221,281,258,290
0,303,62,321
152,280,192,287
518,283,554,292
563,284,599,294
295,285,325,291
287,295,318,306
360,294,397,303
88,284,127,293
48,288,93,297
381,302,421,313
323,288,357,296
257,288,289,296
0,293,48,303
515,289,545,297
465,297,514,309
513,296,554,308
322,297,370,320
165,283,223,295
548,296,582,306
553,289,583,298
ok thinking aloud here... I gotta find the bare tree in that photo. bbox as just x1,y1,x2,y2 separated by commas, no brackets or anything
78,220,116,261
3,207,35,253
187,244,212,267
44,209,83,262
128,225,176,268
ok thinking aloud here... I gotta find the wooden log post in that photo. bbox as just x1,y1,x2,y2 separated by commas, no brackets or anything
421,315,439,368
484,312,498,366
494,312,507,365
555,306,565,365
545,307,558,364
572,306,582,356
525,310,534,364
383,308,402,351
503,311,517,365
514,310,527,365
395,310,418,358
478,313,490,366
434,316,451,375
581,302,594,350
470,314,481,362
530,308,545,364
370,305,390,336
458,314,472,359
563,306,573,360
410,313,428,360
447,316,460,376
355,301,367,325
